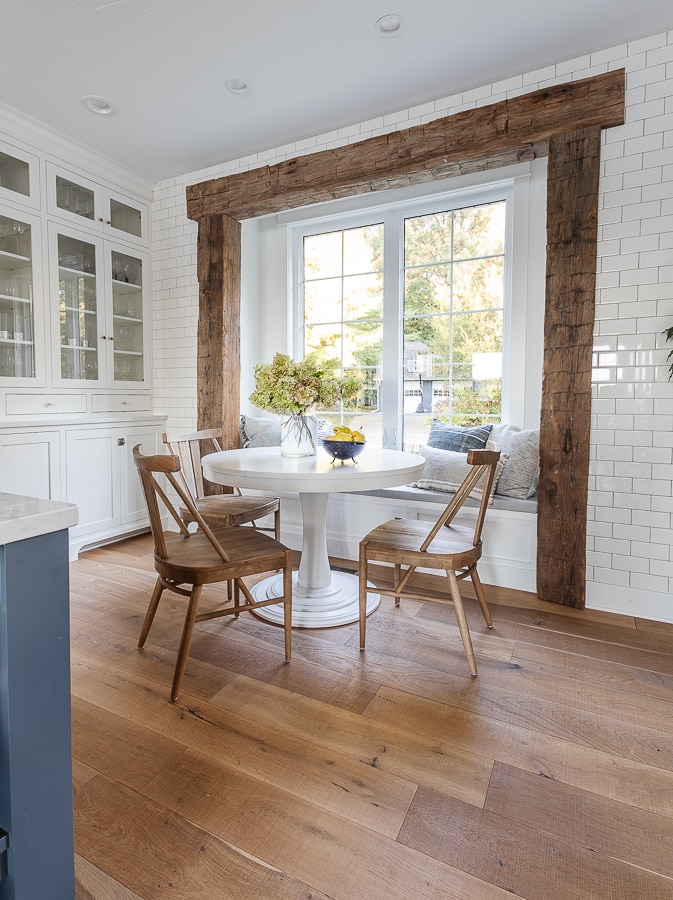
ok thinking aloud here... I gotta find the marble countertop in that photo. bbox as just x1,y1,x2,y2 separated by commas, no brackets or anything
0,493,78,545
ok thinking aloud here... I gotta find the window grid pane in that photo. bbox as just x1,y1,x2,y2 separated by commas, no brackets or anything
403,201,505,448
303,224,384,428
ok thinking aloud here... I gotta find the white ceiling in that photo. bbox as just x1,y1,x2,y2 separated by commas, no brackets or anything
2,1,672,184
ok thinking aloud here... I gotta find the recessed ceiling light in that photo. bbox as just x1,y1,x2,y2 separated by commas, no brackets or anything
225,77,249,95
81,95,115,115
375,14,404,37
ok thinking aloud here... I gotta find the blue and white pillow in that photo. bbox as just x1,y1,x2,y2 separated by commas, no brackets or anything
427,421,493,452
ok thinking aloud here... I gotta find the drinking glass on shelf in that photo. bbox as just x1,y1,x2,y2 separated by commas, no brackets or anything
12,222,28,254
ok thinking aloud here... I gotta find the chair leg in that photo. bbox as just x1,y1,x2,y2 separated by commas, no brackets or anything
471,569,492,627
138,577,164,648
447,569,477,676
282,550,292,661
394,563,401,607
359,542,368,650
233,578,240,617
171,584,203,702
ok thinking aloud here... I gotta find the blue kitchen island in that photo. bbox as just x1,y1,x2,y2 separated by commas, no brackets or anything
0,493,78,900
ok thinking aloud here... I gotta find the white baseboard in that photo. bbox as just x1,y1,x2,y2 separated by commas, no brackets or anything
586,581,673,624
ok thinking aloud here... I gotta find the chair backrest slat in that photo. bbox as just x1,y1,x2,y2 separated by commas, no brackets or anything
163,428,229,501
419,448,501,553
133,444,232,564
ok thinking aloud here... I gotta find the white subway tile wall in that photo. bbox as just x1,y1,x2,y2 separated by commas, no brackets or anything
152,29,673,612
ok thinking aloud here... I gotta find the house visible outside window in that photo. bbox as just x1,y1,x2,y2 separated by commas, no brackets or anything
294,185,512,450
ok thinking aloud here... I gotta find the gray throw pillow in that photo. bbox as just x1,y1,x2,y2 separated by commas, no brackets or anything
414,444,506,504
493,426,539,499
427,421,493,452
240,415,281,448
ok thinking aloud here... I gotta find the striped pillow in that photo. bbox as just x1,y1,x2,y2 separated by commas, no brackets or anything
427,421,493,452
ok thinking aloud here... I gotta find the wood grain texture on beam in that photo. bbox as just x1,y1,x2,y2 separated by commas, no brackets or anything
196,213,241,457
186,70,624,222
537,126,602,608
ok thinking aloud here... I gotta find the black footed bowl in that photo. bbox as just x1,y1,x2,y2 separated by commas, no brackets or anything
322,439,366,462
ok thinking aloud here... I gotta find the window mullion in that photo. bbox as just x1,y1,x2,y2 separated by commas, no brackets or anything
381,210,402,449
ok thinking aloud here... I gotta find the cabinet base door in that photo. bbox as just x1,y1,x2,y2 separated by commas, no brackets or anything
66,427,119,539
0,431,61,500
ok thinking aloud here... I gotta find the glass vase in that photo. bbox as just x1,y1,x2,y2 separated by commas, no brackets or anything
280,413,318,457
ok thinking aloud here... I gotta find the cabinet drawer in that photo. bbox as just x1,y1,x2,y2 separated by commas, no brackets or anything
6,393,87,415
91,393,151,413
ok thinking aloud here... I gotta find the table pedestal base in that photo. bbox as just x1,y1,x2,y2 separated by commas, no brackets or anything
251,570,380,628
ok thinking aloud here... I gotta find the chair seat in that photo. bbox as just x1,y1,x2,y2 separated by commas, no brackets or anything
154,526,287,585
364,519,481,569
182,495,280,527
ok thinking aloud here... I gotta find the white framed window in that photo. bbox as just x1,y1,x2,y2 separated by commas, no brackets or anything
243,163,543,446
291,182,516,450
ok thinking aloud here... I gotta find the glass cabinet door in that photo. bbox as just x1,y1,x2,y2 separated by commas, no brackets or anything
0,141,39,209
109,197,143,240
57,232,100,381
0,212,35,379
0,153,30,199
111,249,144,383
48,165,147,246
54,174,96,223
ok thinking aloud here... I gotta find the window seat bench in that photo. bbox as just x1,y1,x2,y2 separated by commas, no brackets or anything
351,483,538,515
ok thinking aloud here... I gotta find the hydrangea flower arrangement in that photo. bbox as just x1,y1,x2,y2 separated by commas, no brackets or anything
250,352,360,415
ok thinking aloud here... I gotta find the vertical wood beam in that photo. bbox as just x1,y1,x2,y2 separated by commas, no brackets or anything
196,213,241,450
537,126,602,608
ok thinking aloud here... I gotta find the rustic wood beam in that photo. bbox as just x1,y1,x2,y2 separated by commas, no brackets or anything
196,213,241,457
537,126,602,608
187,70,624,222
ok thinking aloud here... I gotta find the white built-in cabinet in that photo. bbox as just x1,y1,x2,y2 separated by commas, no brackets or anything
0,133,165,558
46,162,148,247
48,222,149,389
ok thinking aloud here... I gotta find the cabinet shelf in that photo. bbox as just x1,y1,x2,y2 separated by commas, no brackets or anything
59,265,95,279
0,251,31,265
0,294,31,305
62,305,96,315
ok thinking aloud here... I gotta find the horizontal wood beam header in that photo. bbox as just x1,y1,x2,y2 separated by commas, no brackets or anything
186,69,625,222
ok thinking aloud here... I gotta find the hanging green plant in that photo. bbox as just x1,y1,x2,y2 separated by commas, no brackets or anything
664,326,673,380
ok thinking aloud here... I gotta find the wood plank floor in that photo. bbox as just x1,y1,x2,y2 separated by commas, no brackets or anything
70,534,673,899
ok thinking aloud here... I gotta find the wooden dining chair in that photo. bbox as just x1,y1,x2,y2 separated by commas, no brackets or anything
163,428,280,540
133,444,292,701
358,447,501,676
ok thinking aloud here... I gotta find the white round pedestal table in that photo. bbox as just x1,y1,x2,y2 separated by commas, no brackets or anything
201,446,425,628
